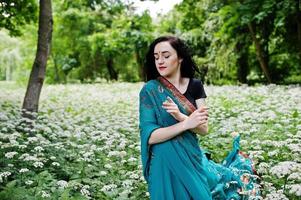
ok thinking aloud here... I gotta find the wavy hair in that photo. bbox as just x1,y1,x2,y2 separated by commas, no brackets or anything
144,36,199,81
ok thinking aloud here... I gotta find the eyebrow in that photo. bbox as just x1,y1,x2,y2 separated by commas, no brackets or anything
154,51,171,55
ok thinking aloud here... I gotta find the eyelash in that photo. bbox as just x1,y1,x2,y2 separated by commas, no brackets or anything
155,55,170,60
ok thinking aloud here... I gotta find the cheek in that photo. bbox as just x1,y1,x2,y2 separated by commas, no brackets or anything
169,58,179,66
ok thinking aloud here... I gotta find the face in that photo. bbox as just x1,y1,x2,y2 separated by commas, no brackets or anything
154,41,182,78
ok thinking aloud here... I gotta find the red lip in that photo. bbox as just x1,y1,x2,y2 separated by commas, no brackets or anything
159,66,167,70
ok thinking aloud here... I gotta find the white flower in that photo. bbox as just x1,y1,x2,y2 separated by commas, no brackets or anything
287,144,301,153
5,151,18,159
20,154,38,162
41,190,50,198
264,189,289,200
18,145,27,149
19,168,29,173
33,161,44,168
288,184,301,196
122,179,133,187
50,156,56,160
57,180,68,189
100,184,117,192
25,180,33,185
0,171,11,182
268,150,279,157
287,172,301,181
270,161,301,178
28,137,38,143
0,112,8,121
257,162,270,174
34,146,44,152
99,171,107,176
119,189,130,198
104,164,112,169
0,171,11,178
129,173,139,179
52,162,60,167
121,151,127,157
80,185,90,198
128,157,137,162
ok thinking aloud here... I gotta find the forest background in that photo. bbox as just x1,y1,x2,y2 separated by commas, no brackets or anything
1,0,301,85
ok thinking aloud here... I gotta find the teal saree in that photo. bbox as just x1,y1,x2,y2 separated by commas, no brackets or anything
139,77,261,200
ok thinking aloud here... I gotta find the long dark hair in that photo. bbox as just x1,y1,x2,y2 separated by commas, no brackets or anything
144,36,199,81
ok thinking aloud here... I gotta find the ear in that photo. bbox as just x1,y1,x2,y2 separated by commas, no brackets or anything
179,58,183,63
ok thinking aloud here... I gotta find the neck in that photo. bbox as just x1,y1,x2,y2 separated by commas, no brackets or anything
164,64,182,87
165,73,182,88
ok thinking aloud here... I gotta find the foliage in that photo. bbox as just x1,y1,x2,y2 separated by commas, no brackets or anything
158,0,301,84
0,31,22,81
46,0,154,83
0,0,301,84
0,0,37,36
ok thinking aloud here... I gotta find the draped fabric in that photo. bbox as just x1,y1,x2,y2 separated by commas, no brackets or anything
139,78,261,200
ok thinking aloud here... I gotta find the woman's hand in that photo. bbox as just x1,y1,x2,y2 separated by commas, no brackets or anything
183,106,208,130
162,97,185,121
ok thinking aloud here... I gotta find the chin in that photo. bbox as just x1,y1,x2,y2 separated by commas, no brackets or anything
158,71,170,77
158,72,164,76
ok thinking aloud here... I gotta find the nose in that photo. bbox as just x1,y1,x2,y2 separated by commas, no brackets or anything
157,55,164,64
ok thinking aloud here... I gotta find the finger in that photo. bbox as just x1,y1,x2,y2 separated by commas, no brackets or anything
163,102,176,107
165,102,176,108
167,96,174,103
197,107,209,112
164,106,177,111
197,116,208,121
195,112,208,117
198,119,208,124
166,110,177,114
163,101,177,106
167,110,177,114
162,105,177,110
198,121,207,126
196,110,208,114
198,106,209,111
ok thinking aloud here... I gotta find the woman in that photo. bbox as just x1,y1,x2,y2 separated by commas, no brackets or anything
139,36,260,200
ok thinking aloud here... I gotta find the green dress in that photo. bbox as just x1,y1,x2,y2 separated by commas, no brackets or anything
139,77,261,200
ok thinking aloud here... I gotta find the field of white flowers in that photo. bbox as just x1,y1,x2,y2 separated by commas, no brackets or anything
0,82,300,200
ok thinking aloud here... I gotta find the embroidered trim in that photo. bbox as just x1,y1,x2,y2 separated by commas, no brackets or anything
157,76,196,114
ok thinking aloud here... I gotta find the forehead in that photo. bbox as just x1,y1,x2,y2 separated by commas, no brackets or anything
154,41,177,54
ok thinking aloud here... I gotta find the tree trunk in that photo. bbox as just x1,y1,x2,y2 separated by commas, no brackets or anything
236,39,249,84
5,64,12,81
22,0,53,118
247,22,272,83
296,0,301,60
135,50,145,81
106,58,118,80
51,54,60,83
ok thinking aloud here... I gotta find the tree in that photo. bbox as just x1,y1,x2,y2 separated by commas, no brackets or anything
48,0,154,82
0,0,37,36
166,0,301,84
22,0,53,117
0,31,22,81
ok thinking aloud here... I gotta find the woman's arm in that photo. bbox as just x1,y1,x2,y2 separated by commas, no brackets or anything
149,106,208,144
175,109,208,135
148,120,188,145
162,97,209,136
185,98,208,135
